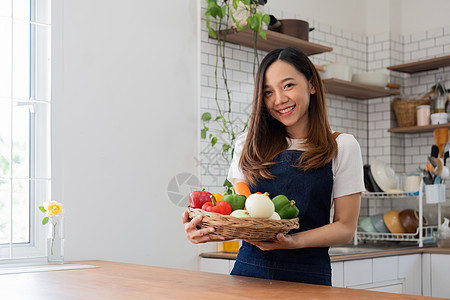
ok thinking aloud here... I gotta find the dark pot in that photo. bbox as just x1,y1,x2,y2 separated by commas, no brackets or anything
268,19,314,41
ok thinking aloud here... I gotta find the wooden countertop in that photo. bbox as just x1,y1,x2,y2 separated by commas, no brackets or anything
200,247,450,262
0,260,436,299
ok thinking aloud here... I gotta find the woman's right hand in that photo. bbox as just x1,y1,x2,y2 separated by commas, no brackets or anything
182,210,225,244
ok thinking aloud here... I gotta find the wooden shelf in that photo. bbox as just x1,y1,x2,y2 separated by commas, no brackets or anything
322,78,400,100
388,123,450,133
217,29,332,56
387,55,450,74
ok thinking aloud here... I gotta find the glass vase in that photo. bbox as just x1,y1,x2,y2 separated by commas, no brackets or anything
47,215,64,264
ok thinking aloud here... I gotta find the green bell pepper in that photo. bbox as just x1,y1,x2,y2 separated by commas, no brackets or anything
272,194,299,219
222,187,246,212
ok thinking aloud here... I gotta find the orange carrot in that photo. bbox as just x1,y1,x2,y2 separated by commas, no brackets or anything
235,181,251,198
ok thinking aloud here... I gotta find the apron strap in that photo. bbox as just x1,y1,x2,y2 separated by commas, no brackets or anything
332,131,342,139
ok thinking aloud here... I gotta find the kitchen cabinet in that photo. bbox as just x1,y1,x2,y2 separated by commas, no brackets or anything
199,257,234,274
423,253,450,298
216,29,332,56
343,255,422,295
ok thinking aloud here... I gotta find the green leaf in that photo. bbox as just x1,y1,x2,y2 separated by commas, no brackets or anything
42,217,49,225
259,30,267,40
242,0,251,5
211,137,218,147
38,206,46,213
202,112,212,121
208,27,217,39
201,128,208,139
262,13,270,25
232,0,239,10
222,144,231,152
214,116,223,121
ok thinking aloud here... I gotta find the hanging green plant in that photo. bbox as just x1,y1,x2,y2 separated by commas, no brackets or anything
202,0,270,164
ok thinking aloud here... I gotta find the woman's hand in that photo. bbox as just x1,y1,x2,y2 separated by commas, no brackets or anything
182,210,225,244
245,233,296,251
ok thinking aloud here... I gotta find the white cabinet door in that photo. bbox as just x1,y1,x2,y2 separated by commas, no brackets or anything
331,262,344,287
430,254,450,298
199,258,230,275
398,254,422,296
344,259,372,287
372,256,397,282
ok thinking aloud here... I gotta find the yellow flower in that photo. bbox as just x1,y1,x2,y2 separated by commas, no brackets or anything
45,201,63,217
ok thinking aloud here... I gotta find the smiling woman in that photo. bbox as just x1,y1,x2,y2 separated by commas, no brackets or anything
184,47,365,286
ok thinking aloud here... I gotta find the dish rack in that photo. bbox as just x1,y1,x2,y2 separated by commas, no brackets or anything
355,177,439,247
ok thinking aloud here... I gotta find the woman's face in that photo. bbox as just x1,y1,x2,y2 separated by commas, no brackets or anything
262,60,316,139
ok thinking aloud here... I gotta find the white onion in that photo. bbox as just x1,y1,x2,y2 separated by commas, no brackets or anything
269,211,281,220
230,209,250,218
245,192,274,219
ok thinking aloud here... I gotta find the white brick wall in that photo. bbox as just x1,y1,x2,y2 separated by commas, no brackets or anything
199,3,450,225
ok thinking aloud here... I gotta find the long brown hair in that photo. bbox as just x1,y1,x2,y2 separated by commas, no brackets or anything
240,47,338,186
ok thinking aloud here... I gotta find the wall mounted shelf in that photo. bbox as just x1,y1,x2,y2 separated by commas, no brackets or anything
387,55,450,74
388,123,450,133
322,78,400,100
217,29,333,56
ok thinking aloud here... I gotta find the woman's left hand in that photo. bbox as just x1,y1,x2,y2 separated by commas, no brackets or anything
245,233,296,251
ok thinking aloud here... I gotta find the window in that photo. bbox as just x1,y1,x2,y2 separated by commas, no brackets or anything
0,0,51,260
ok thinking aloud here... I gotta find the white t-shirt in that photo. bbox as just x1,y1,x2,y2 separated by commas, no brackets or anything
227,132,365,202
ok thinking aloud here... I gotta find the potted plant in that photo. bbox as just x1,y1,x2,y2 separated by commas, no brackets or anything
201,0,269,187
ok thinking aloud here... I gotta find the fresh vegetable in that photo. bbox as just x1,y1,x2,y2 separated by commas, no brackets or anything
230,209,251,218
201,196,232,215
222,187,246,211
272,195,299,219
245,192,274,218
269,212,281,220
212,193,224,202
235,182,251,198
189,189,215,209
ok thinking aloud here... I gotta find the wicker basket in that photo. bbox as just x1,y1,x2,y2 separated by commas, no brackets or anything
187,207,299,241
392,90,433,127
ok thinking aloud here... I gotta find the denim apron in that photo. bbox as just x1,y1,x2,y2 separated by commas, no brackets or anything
230,149,333,285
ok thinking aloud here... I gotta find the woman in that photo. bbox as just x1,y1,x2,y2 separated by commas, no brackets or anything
183,47,364,285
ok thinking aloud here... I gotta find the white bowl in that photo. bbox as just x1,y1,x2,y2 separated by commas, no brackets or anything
321,62,352,81
431,113,448,125
370,159,398,192
352,72,388,87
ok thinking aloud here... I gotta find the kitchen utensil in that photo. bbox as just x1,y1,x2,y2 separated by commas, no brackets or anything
370,214,390,233
435,158,444,176
431,145,440,158
404,174,421,195
352,72,388,87
320,62,353,81
433,128,449,158
383,210,407,233
434,175,442,184
444,151,449,165
370,159,398,192
441,166,450,178
268,19,314,41
359,216,377,233
399,209,428,233
431,113,448,125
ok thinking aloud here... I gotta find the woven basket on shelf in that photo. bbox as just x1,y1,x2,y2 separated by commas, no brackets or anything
187,207,299,241
392,90,433,127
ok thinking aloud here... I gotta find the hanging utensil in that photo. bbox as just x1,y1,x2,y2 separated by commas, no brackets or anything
431,144,439,158
433,128,449,158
